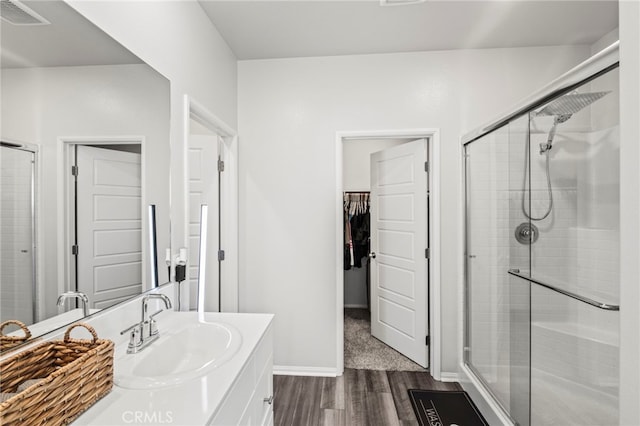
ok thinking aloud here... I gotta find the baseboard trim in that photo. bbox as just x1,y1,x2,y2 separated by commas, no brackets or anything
273,365,339,377
344,304,368,309
439,372,460,382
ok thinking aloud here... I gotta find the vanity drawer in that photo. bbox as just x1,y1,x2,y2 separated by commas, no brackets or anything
239,353,273,426
210,322,273,426
257,354,274,426
211,358,256,425
265,410,274,426
253,326,273,381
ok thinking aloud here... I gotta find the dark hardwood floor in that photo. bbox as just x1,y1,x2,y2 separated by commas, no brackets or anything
273,369,462,426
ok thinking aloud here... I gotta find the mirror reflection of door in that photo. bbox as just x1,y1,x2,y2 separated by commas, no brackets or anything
0,0,171,346
188,119,222,312
72,144,143,310
0,143,36,325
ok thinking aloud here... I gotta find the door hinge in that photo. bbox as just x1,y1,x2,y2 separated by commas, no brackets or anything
71,245,78,255
218,249,225,261
425,335,430,346
71,165,78,176
424,161,429,173
218,159,225,172
425,248,430,259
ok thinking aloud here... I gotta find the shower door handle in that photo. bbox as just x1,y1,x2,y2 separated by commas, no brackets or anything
368,252,376,259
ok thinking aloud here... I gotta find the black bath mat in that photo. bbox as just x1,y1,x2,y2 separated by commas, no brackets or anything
408,389,489,426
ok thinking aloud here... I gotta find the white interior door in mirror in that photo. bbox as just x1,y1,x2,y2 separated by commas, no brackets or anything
188,135,220,312
76,145,142,309
370,138,429,368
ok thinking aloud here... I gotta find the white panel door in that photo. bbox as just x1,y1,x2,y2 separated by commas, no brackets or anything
77,145,142,309
188,135,220,311
370,139,429,367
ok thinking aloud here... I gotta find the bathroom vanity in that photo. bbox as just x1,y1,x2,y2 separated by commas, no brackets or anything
69,310,274,425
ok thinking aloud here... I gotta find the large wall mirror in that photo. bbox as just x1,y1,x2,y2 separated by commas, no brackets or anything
0,0,171,351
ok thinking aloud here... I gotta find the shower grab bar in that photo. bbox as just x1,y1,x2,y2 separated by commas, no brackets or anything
507,269,620,311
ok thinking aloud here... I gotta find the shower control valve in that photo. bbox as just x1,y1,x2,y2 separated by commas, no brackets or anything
515,222,539,245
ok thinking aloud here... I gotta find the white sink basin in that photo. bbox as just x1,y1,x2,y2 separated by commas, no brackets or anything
114,317,242,389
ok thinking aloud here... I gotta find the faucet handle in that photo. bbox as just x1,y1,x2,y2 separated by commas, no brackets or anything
120,322,141,335
149,309,164,320
120,322,143,351
148,310,165,336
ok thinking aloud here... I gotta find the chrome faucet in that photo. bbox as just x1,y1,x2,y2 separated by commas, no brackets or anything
120,293,172,354
57,291,90,316
141,293,172,324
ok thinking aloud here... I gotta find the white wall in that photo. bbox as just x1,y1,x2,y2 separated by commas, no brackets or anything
343,139,405,192
238,45,591,373
1,64,169,320
619,1,640,424
65,0,238,274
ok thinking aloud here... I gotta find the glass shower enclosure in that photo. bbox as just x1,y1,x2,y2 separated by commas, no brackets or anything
0,142,37,325
463,43,620,425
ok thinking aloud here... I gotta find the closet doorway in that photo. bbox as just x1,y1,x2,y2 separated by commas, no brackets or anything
336,129,441,378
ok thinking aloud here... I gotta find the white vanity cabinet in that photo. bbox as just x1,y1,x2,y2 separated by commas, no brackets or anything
66,311,275,426
210,324,274,426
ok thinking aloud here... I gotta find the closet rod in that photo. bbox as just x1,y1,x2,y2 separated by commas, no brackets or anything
344,191,370,193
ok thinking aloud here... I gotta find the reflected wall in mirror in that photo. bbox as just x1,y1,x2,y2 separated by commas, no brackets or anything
0,0,171,350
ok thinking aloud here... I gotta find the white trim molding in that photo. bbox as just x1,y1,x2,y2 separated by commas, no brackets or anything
619,2,640,423
273,365,339,377
335,128,442,379
439,372,460,382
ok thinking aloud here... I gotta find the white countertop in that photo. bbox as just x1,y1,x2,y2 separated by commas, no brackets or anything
72,311,274,426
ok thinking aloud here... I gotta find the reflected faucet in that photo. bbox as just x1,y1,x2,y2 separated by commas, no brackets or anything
56,291,90,316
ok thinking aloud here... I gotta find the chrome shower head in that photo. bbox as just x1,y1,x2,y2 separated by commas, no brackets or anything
536,91,610,155
536,91,610,120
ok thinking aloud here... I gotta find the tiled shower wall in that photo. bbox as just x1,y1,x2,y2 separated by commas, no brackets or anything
0,146,35,325
526,123,620,402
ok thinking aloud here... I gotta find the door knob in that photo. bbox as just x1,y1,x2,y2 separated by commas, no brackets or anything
368,252,376,259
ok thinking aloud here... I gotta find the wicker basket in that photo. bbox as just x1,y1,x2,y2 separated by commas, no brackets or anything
0,320,32,353
0,323,114,425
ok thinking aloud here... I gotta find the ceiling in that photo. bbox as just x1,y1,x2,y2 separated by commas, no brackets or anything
1,0,141,69
199,0,619,60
